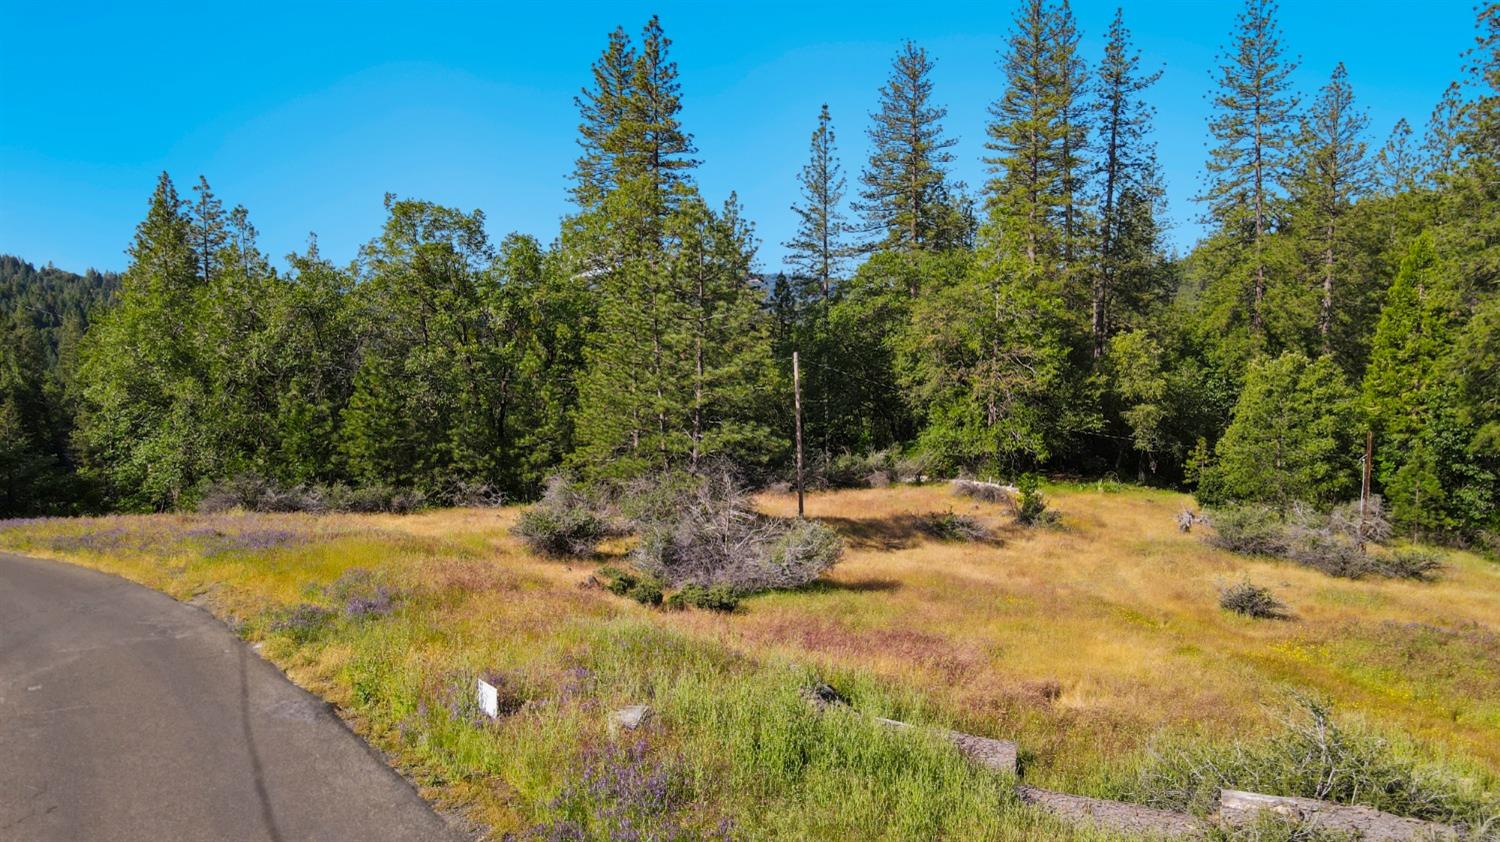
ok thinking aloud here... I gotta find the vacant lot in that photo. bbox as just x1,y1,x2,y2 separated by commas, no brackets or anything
4,483,1497,839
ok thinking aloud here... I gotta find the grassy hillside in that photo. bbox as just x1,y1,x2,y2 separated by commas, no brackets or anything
3,483,1497,838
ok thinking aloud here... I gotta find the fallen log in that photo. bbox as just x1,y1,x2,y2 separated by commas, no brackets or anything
1218,790,1459,841
1018,786,1205,838
874,717,1018,775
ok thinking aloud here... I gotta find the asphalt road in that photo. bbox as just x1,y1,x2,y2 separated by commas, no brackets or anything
0,552,464,842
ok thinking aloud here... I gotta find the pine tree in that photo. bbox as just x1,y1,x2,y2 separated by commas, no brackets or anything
1373,118,1420,195
856,41,958,254
786,104,850,298
1290,63,1372,352
1092,8,1165,357
985,0,1066,273
189,176,227,284
1420,81,1464,183
620,16,698,206
572,26,636,209
1201,0,1300,337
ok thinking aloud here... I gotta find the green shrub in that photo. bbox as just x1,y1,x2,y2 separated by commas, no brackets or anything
1206,505,1289,556
667,583,741,612
1015,473,1055,526
512,476,606,557
1373,548,1445,581
627,578,664,607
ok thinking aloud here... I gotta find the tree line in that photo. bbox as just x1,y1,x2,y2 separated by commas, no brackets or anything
2,2,1495,547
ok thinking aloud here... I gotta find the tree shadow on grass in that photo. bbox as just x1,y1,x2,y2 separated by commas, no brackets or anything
816,514,933,550
789,577,903,595
818,513,1015,551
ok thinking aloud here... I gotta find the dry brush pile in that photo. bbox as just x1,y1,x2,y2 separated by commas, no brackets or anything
514,469,844,611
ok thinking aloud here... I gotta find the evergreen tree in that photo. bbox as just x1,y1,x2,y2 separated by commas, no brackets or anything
572,26,636,209
1201,0,1300,338
189,176,228,284
77,172,208,509
620,16,698,207
985,0,1072,275
1092,8,1166,358
856,41,959,253
1290,63,1373,356
786,104,851,298
1200,351,1357,506
1421,82,1464,184
1374,118,1420,196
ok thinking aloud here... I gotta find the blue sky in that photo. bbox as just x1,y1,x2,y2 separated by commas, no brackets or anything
0,0,1478,275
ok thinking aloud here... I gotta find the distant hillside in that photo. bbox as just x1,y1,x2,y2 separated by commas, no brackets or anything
0,255,118,365
1,255,118,515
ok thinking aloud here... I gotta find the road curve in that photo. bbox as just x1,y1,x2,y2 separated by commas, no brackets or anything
0,552,464,842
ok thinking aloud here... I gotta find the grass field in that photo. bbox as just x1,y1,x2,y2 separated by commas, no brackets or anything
3,482,1498,839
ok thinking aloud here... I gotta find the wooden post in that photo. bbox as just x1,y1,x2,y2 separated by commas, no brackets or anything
793,350,805,518
1359,430,1373,549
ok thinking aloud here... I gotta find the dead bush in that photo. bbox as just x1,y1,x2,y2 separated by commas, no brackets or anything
1218,580,1289,619
630,470,843,593
1206,502,1444,582
951,478,1017,505
920,510,993,542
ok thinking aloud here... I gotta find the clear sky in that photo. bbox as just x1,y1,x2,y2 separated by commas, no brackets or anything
0,0,1479,276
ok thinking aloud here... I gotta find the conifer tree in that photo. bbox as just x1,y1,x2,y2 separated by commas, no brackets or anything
786,104,850,298
856,41,958,254
572,26,636,209
190,176,227,284
985,0,1067,273
1374,118,1420,196
1290,63,1372,352
77,173,206,508
620,16,698,207
1092,8,1165,357
1201,0,1300,337
1421,82,1464,184
1200,351,1356,506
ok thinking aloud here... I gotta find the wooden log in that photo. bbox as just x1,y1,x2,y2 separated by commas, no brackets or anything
874,717,1018,775
1218,790,1458,842
1018,786,1205,838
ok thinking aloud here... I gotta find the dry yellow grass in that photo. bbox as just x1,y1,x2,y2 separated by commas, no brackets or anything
4,481,1498,834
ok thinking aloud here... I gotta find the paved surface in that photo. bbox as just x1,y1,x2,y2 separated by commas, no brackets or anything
0,552,463,842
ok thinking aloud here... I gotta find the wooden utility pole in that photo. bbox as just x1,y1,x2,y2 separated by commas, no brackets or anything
793,350,805,518
1358,430,1373,549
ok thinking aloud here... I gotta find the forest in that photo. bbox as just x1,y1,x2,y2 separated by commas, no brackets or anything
2,0,1495,548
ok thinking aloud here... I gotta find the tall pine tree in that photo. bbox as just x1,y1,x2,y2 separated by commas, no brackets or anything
1201,0,1300,339
785,104,850,298
856,41,959,254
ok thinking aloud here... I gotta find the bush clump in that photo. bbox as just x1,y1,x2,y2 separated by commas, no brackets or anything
1204,500,1445,581
1014,473,1057,526
1130,694,1499,830
631,470,843,593
1218,580,1288,620
951,478,1016,504
512,477,607,557
666,583,740,612
920,510,992,542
